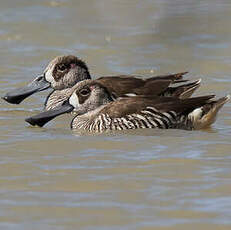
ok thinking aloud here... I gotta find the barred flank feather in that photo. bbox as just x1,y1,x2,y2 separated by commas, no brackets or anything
72,107,195,133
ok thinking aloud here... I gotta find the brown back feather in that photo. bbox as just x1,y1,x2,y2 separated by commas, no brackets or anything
147,71,188,82
96,76,173,96
100,95,215,118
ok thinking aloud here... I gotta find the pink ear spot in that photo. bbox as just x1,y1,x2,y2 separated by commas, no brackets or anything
70,63,76,68
89,85,95,90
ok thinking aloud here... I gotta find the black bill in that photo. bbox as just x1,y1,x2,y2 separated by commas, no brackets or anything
25,103,74,127
2,75,50,104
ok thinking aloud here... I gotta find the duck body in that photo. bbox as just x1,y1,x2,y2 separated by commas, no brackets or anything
70,94,228,132
44,74,200,110
25,80,230,133
3,55,200,111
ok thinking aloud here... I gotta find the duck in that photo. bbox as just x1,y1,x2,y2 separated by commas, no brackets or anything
2,55,201,110
25,80,230,132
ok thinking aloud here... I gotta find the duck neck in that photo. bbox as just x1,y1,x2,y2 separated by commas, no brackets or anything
70,105,107,131
44,88,73,111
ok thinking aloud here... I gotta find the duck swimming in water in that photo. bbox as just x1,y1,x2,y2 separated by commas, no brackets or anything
3,55,201,110
25,80,230,133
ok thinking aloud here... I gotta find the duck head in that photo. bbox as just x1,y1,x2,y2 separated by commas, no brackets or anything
2,55,91,104
25,80,113,127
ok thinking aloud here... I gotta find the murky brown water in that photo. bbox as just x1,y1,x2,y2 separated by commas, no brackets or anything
1,0,231,229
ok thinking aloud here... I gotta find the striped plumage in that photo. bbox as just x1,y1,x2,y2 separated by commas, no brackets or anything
3,55,201,110
71,107,182,132
25,80,230,133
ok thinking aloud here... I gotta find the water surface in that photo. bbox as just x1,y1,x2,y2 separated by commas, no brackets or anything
1,0,231,229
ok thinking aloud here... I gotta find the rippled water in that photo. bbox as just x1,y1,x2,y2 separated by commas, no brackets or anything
1,0,231,229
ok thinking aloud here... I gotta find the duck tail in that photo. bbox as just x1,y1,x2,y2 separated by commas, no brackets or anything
174,79,201,99
161,79,201,98
188,95,230,129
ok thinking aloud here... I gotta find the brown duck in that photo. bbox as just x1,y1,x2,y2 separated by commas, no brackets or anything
3,55,200,110
25,80,230,132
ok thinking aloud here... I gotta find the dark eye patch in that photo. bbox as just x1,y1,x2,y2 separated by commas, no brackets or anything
80,88,90,96
77,87,91,104
53,63,69,81
57,63,67,72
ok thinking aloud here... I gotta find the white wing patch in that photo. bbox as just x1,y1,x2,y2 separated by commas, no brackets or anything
188,108,203,121
124,93,137,97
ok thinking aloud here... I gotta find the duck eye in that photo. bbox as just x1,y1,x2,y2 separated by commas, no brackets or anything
57,64,67,72
80,88,90,96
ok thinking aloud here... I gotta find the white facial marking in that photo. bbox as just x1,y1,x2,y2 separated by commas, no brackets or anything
69,92,80,109
45,67,55,84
